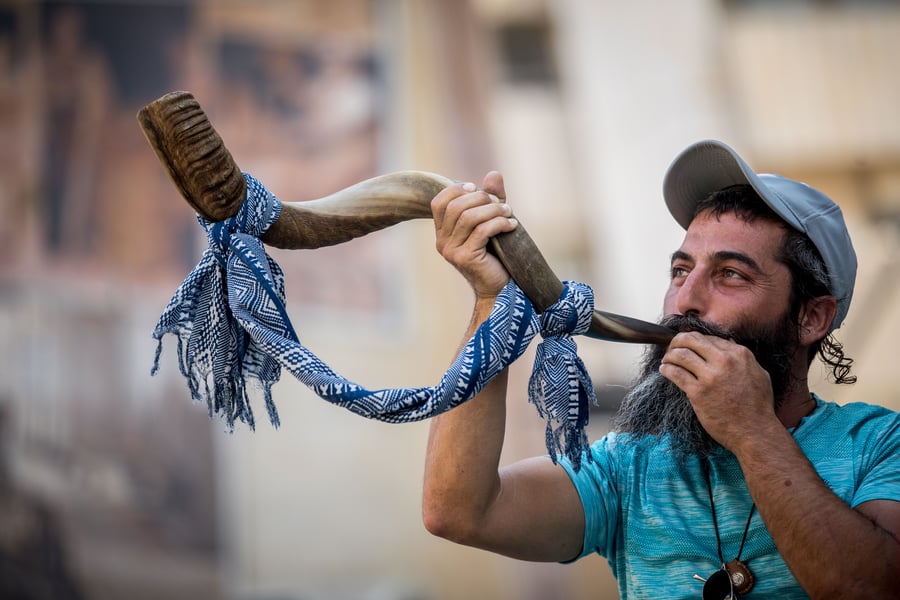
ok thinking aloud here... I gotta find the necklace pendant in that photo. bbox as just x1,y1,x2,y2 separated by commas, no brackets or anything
725,559,754,595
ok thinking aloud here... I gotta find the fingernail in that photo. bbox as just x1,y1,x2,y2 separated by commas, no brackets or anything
462,182,476,192
508,218,518,227
501,204,512,214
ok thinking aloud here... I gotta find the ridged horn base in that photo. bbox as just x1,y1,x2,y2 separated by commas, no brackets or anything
137,91,246,222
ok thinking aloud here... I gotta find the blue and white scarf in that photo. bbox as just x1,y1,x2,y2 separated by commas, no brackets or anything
153,173,597,469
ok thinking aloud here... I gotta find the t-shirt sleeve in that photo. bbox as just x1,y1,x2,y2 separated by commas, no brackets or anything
852,412,900,507
558,433,622,562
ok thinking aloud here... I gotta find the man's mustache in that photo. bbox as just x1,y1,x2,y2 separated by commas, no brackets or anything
659,313,735,342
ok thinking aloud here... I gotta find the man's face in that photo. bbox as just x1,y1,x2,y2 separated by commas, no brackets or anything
612,210,801,459
663,210,794,330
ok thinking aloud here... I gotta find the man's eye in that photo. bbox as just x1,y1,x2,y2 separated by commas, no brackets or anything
723,268,745,280
671,266,689,278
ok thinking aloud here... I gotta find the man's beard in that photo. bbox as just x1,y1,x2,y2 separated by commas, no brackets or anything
610,311,800,460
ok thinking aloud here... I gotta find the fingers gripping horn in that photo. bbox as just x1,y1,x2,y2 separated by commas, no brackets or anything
137,91,674,345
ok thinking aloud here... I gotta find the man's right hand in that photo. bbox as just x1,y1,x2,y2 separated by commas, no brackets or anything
424,170,586,564
431,171,518,300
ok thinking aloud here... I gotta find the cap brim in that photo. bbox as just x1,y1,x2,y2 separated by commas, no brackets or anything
664,140,770,230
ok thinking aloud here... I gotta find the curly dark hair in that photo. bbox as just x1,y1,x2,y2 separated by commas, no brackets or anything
694,185,856,384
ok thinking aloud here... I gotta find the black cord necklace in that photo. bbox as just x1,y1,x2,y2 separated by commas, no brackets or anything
694,415,806,599
697,460,756,599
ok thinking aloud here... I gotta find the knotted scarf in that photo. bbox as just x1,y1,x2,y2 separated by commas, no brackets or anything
529,284,597,470
152,173,597,468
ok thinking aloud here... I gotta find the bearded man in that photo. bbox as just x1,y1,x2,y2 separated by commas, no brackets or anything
422,140,900,599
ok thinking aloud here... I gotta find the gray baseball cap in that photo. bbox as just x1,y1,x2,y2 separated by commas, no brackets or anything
662,139,856,330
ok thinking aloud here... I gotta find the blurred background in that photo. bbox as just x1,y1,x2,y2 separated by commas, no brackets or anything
1,0,899,598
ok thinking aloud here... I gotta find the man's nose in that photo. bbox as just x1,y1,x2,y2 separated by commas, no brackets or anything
675,270,709,318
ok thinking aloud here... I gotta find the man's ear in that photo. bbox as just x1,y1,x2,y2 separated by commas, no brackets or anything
799,295,838,346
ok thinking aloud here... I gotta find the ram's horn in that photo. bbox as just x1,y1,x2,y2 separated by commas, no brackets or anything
138,91,675,345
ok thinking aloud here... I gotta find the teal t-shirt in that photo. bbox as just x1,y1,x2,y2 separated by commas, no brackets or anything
559,396,900,599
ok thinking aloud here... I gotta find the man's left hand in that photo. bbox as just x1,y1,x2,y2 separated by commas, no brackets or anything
659,331,778,452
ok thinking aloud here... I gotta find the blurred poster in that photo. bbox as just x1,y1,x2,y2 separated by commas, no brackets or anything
0,2,382,598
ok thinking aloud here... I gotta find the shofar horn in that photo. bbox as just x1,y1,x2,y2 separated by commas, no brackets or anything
138,91,675,345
